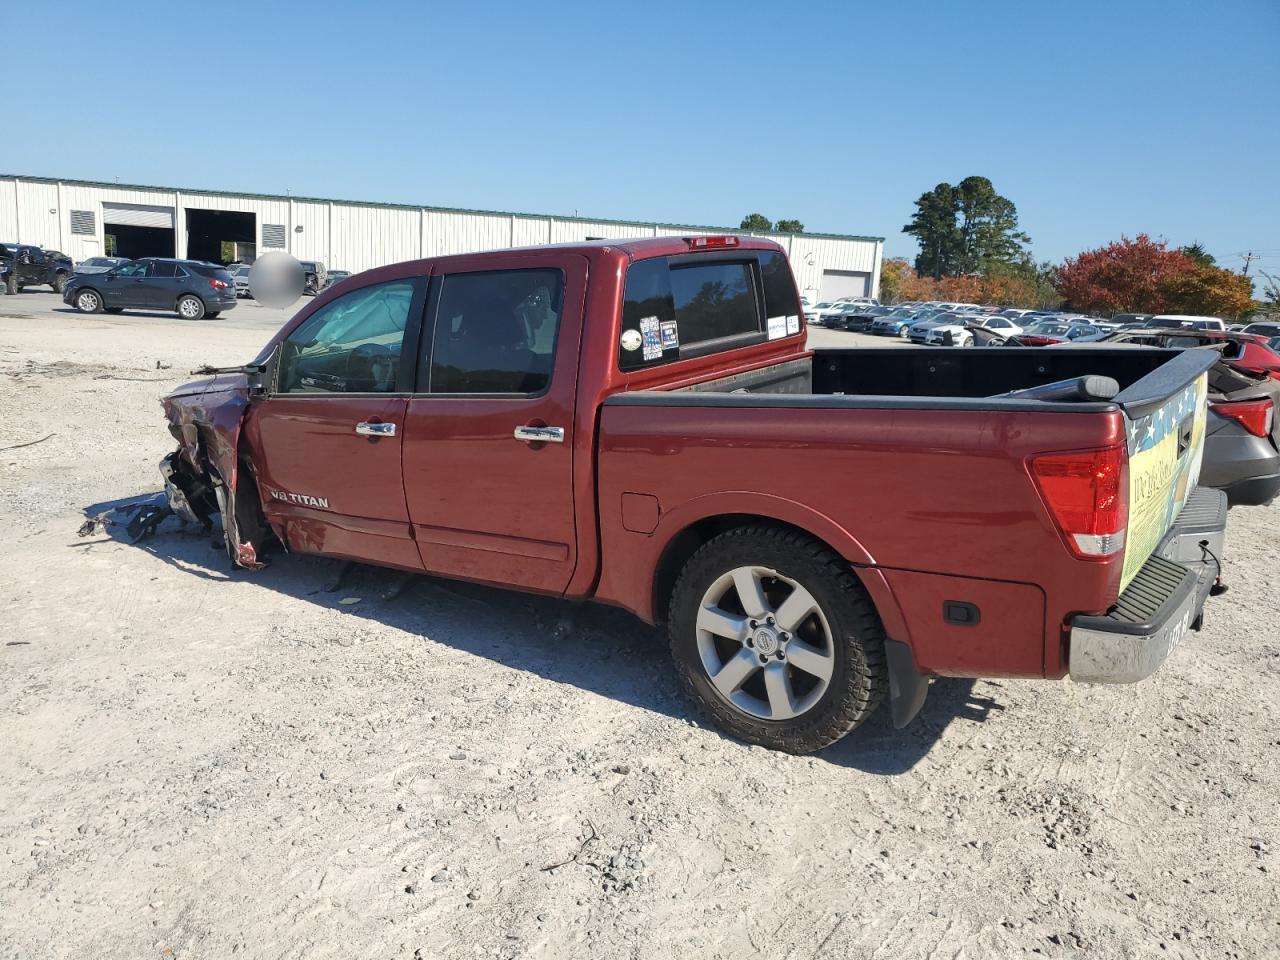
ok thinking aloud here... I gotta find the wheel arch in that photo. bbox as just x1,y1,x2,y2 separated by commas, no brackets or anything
646,502,911,649
176,291,207,310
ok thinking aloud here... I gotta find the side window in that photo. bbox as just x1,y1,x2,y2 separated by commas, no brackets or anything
277,279,416,394
174,265,189,278
118,261,148,277
426,268,563,395
149,261,177,279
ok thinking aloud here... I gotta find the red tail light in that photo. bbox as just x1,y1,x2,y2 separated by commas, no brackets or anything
1029,444,1128,558
209,279,228,289
1210,398,1274,438
687,236,740,249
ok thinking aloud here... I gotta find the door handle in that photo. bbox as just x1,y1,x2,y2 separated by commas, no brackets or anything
355,421,396,437
513,425,564,444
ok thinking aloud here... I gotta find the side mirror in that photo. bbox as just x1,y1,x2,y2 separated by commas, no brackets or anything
255,343,282,396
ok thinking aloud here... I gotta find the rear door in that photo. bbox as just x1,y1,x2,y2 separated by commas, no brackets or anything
144,260,181,309
245,275,428,570
401,253,586,594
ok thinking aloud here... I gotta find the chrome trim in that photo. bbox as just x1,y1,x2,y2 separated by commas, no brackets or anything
513,425,565,444
355,421,396,437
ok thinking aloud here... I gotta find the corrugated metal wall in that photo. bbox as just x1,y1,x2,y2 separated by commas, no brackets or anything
0,176,883,297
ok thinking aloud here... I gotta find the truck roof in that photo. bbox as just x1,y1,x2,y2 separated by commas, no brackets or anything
435,234,787,266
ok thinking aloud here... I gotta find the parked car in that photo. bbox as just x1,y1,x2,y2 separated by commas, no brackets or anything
321,270,352,290
869,310,919,337
847,306,910,333
63,257,238,320
75,256,132,275
926,314,1024,346
156,235,1229,753
1241,321,1280,339
833,304,891,331
803,301,845,325
1011,320,1099,346
0,242,74,294
229,264,253,298
908,312,965,343
301,260,328,295
1145,314,1227,332
1100,328,1280,384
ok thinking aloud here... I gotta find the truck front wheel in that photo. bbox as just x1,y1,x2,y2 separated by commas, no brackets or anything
667,525,887,753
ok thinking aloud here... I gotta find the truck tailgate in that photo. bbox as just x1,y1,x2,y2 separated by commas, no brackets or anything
1111,350,1216,589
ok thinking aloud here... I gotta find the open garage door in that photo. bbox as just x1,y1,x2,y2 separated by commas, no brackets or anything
820,269,870,301
185,209,256,265
103,202,175,259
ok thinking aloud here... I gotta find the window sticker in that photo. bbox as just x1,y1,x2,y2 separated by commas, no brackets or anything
639,316,663,361
620,329,642,352
767,315,788,340
785,314,800,335
659,320,680,351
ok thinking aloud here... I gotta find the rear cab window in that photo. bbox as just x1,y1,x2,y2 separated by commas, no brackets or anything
618,250,800,371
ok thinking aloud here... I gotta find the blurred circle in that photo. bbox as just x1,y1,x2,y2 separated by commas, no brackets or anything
248,252,304,308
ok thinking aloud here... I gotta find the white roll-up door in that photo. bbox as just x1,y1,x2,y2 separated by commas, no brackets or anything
103,202,175,229
820,270,870,300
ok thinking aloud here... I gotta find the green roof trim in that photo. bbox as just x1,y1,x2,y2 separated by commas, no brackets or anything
2,173,884,244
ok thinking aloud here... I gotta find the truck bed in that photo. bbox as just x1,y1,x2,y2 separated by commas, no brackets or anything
672,346,1193,419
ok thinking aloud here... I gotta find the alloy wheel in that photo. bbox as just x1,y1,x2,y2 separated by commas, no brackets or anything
695,565,836,721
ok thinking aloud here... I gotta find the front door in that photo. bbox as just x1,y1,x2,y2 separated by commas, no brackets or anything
245,275,427,570
101,260,149,308
402,254,586,594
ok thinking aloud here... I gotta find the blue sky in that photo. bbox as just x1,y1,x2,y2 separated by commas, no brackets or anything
9,0,1279,273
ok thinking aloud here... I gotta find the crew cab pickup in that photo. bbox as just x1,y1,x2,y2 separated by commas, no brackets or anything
160,237,1229,753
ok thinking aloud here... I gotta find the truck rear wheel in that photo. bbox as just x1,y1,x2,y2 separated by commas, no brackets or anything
667,525,887,753
52,273,67,294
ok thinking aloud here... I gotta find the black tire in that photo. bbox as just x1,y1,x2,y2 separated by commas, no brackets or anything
73,288,103,313
667,525,887,754
3,274,15,296
176,294,206,320
104,307,124,314
52,273,67,294
15,282,24,293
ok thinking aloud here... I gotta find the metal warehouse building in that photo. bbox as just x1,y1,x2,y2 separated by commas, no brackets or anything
0,175,883,301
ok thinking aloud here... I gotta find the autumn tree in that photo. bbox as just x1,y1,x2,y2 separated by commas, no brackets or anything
903,176,1028,278
774,219,804,233
1053,235,1195,314
739,213,773,231
879,258,914,304
1159,264,1255,318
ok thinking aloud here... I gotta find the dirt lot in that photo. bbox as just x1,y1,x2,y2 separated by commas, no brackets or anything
1,290,1278,960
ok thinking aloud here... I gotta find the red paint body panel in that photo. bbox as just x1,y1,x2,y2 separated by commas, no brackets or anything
592,403,1127,678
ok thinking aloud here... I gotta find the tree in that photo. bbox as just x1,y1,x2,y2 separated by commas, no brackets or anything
1159,265,1255,318
903,176,1028,278
1053,234,1195,314
954,176,1030,273
1260,272,1280,307
739,213,773,231
902,182,961,278
1179,242,1216,267
879,258,914,303
774,219,804,234
981,259,1062,309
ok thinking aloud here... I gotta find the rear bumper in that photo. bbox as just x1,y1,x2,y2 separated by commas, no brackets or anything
1068,487,1226,684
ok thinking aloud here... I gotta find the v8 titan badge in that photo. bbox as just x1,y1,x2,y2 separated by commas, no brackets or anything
620,329,642,352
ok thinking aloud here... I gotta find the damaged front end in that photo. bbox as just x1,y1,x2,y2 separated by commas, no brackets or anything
161,365,273,570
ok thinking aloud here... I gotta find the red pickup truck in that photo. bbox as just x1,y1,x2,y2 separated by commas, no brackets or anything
161,236,1229,753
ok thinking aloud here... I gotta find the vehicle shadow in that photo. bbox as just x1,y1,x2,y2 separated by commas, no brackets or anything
78,493,1006,775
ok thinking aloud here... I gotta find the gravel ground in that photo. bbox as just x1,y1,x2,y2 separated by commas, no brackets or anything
1,290,1278,960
